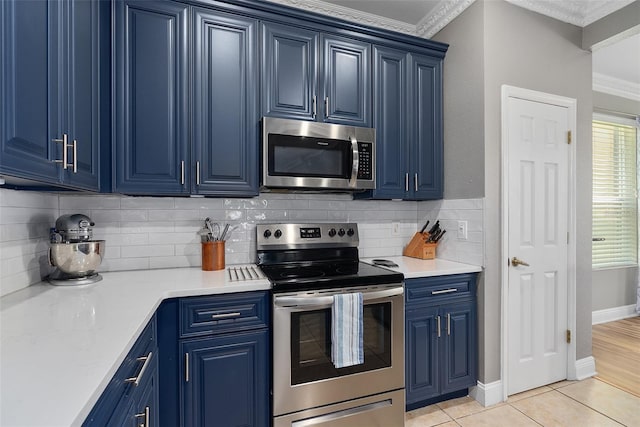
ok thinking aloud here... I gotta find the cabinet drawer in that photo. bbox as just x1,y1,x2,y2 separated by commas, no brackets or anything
179,291,269,338
405,274,476,305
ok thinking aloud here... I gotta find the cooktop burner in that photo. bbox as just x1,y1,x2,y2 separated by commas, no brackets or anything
256,223,404,292
260,261,402,292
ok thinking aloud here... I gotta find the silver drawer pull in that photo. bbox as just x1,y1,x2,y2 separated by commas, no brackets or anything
211,312,241,320
431,288,458,295
125,351,153,386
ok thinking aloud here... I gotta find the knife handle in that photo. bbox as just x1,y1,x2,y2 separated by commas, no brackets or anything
420,220,430,233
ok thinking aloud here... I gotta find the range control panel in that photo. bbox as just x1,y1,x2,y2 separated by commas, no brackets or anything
256,223,359,249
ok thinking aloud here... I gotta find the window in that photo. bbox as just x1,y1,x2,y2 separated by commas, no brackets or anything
592,114,638,269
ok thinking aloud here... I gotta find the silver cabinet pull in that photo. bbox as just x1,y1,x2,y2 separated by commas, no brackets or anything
431,288,458,295
196,161,201,185
211,312,241,320
52,134,70,169
325,97,329,117
414,173,418,191
185,353,189,382
180,161,185,185
125,351,153,386
135,406,150,427
72,139,78,173
446,313,451,336
312,95,317,118
436,315,441,338
405,173,409,192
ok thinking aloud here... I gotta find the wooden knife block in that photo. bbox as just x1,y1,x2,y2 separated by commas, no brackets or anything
403,232,438,260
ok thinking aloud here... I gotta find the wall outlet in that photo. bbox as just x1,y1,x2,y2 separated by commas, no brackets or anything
457,220,468,240
392,222,401,236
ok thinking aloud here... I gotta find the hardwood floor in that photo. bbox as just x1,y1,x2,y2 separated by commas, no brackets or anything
592,316,640,397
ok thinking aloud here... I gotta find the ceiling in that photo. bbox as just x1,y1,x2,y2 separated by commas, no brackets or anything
272,0,639,101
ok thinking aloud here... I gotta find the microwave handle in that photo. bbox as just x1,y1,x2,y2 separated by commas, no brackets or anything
349,136,359,188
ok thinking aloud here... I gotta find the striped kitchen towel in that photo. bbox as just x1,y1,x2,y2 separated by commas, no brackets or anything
331,292,364,368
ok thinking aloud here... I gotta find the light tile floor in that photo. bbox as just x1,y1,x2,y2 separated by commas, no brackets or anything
405,378,640,426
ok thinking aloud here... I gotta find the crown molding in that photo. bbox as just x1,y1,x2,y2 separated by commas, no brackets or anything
416,0,476,38
504,0,635,27
264,0,416,36
593,72,640,102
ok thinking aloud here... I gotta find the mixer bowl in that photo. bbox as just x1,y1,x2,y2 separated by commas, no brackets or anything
49,240,106,276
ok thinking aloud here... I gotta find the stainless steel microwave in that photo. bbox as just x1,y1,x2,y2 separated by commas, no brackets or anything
262,117,376,191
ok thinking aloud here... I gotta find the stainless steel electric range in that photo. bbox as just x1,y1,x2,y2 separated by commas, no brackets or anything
257,223,406,427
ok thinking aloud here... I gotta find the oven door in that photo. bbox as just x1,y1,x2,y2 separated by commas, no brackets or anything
272,284,404,417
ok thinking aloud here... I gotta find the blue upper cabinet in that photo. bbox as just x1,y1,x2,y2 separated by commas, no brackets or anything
113,0,189,195
261,22,318,121
360,46,443,200
114,1,259,196
0,0,103,191
192,8,259,196
262,22,371,126
410,53,443,200
322,35,371,126
368,45,408,199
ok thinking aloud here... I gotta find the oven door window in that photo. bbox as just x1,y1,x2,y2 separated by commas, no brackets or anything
291,302,391,385
268,134,352,179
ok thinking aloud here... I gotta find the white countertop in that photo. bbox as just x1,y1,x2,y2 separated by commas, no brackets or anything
0,257,481,427
362,256,482,279
0,266,270,427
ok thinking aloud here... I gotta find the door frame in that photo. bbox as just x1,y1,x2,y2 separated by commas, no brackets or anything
500,85,578,400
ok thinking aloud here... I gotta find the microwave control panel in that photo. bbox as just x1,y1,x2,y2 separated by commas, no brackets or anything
357,142,373,180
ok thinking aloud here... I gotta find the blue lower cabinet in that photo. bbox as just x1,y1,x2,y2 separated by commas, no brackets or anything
83,316,158,426
405,275,477,410
181,330,269,427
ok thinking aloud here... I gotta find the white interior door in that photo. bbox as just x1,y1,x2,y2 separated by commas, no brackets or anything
506,95,570,396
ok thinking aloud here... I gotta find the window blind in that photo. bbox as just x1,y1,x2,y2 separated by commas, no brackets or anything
592,115,638,269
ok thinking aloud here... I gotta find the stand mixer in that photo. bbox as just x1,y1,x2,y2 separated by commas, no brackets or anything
47,214,105,285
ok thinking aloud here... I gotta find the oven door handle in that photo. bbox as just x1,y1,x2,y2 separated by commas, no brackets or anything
274,286,403,307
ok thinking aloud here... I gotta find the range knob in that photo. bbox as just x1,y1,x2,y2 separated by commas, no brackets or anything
263,229,271,238
274,229,282,239
347,228,355,236
328,228,337,237
338,228,346,237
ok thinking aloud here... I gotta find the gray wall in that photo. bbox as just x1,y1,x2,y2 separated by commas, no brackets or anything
434,0,594,385
437,1,485,200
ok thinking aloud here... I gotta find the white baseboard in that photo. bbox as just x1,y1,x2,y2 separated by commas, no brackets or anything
592,304,638,325
469,380,503,407
574,356,597,381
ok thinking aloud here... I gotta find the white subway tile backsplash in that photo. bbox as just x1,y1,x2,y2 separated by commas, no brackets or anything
1,188,484,296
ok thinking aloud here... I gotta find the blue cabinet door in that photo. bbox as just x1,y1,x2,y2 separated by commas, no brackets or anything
62,0,103,191
322,35,371,126
406,306,440,405
192,8,259,196
261,22,318,121
369,45,407,199
181,330,269,427
409,53,443,200
0,0,60,183
114,0,189,194
441,301,477,394
1,0,103,191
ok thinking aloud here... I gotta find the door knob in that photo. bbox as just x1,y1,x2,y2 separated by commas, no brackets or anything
510,257,530,267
